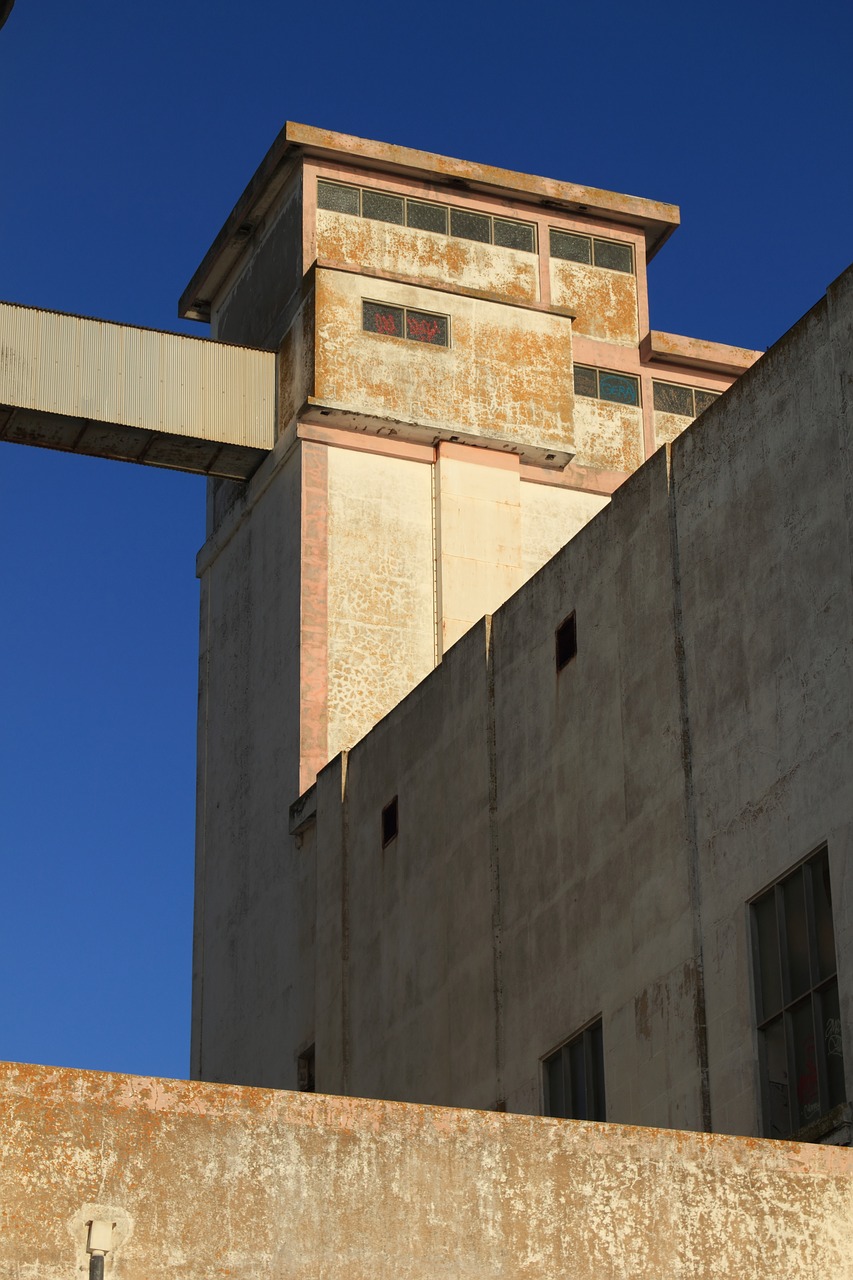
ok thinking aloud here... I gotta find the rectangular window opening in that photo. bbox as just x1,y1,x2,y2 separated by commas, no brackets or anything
543,1019,606,1121
751,847,846,1139
319,180,539,255
575,365,639,408
382,795,399,847
556,612,577,672
297,1044,316,1093
363,300,449,348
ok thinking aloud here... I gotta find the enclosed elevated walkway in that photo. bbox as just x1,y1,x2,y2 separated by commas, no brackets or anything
0,302,275,479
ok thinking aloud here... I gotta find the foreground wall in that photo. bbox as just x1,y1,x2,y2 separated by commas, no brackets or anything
303,264,853,1138
2,1060,852,1280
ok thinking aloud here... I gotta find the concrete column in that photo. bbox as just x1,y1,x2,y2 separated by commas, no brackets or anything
435,442,523,654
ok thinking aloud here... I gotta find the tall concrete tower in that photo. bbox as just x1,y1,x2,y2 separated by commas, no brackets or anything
0,122,758,1091
176,124,758,1087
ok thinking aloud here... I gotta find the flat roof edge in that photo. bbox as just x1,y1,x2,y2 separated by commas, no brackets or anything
642,330,764,376
179,121,681,321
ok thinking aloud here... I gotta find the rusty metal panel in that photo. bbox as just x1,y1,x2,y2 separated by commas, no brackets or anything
0,301,275,450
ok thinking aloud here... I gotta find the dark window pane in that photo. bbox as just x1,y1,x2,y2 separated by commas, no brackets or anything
599,372,640,407
573,365,598,399
406,310,448,346
493,219,536,253
569,1037,587,1119
783,868,811,1000
362,300,404,339
820,981,846,1109
593,239,634,273
550,229,591,264
317,180,360,216
810,848,837,980
653,382,695,417
450,207,492,244
589,1020,606,1121
791,998,821,1128
555,613,577,671
694,389,720,415
762,1016,790,1138
362,189,405,225
546,1051,566,1118
407,200,448,234
753,890,783,1021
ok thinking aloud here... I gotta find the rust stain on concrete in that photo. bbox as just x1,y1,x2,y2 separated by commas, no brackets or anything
2,1059,852,1280
550,258,639,345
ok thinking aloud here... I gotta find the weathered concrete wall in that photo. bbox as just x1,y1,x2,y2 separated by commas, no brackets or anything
494,450,703,1127
312,452,704,1129
550,254,639,344
519,478,609,582
192,440,312,1088
325,444,435,759
2,1060,851,1280
312,268,574,454
435,443,523,652
573,393,644,471
317,207,540,304
674,266,853,1136
211,166,303,348
294,267,853,1138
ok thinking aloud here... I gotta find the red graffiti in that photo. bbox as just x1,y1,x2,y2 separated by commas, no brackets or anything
407,315,439,343
374,311,400,336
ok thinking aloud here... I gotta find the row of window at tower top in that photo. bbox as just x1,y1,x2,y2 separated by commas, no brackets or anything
332,175,722,425
318,178,636,267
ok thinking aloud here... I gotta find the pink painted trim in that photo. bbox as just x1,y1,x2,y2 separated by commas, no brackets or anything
297,421,435,464
302,167,317,278
519,461,628,496
437,440,520,471
299,442,330,792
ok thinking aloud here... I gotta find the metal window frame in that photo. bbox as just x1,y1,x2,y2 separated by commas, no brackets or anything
549,227,635,276
750,846,842,1138
652,380,723,419
542,1017,605,1121
362,299,451,349
318,180,538,253
591,236,635,275
574,364,641,409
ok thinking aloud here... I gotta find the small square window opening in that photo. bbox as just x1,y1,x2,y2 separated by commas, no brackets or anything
382,795,399,847
556,613,577,671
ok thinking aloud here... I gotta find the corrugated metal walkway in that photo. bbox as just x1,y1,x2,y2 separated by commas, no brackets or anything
0,302,275,478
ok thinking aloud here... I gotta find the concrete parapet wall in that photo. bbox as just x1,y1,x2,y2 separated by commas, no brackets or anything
2,1059,851,1280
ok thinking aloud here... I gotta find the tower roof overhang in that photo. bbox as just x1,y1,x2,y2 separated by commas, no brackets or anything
179,122,681,324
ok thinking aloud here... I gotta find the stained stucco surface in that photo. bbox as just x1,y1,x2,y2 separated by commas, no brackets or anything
326,445,435,758
1,1060,851,1280
550,256,639,345
317,208,540,304
313,269,574,452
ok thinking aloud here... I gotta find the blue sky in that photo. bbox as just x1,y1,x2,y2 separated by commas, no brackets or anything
1,0,851,1083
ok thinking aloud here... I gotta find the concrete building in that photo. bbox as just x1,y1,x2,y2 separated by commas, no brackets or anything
4,123,845,1157
175,124,758,1096
293,264,853,1147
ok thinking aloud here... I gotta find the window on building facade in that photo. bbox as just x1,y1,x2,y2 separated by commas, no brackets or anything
549,228,634,275
317,180,537,253
543,1019,606,1120
297,1044,315,1092
555,612,577,671
381,795,399,847
751,847,846,1138
573,364,640,408
652,381,720,419
362,300,449,347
